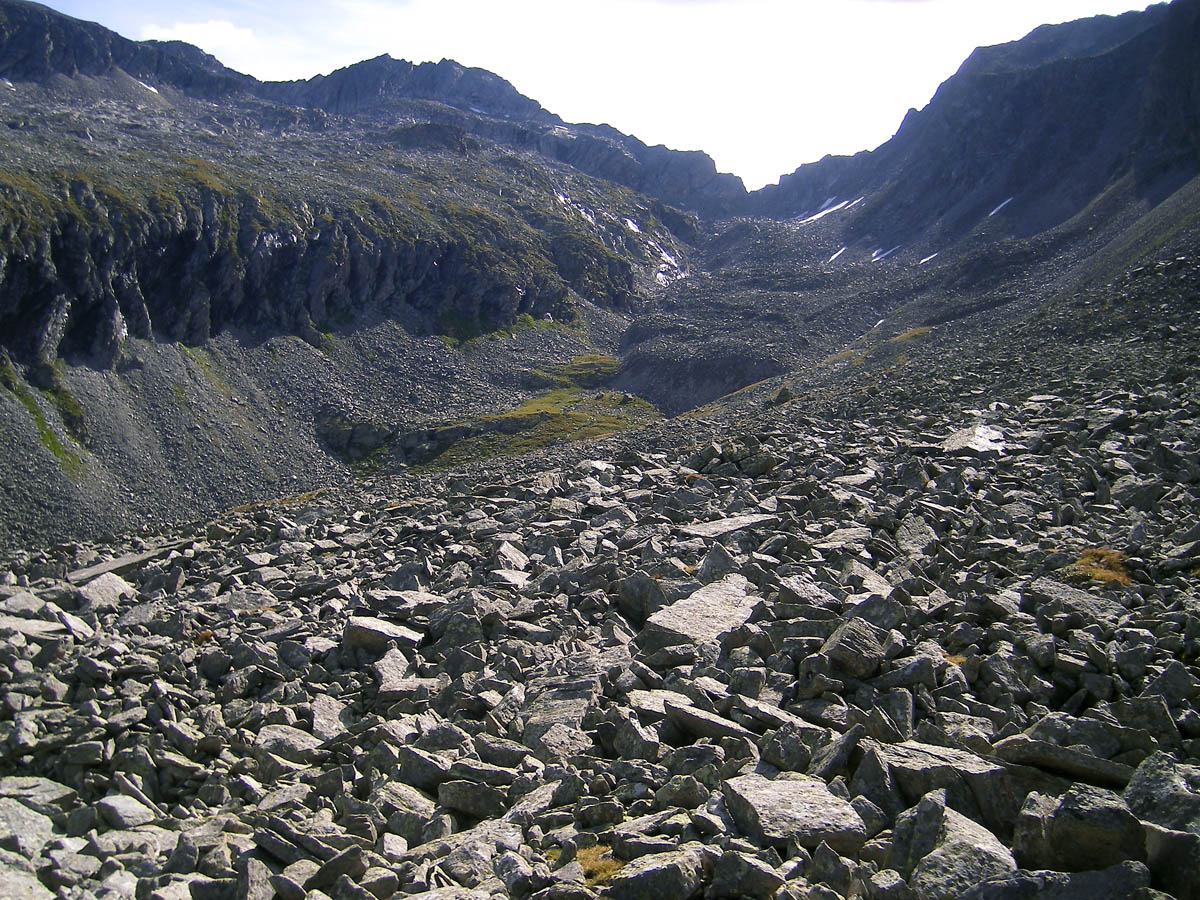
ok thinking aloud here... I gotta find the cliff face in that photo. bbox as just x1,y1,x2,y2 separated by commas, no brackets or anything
0,179,581,371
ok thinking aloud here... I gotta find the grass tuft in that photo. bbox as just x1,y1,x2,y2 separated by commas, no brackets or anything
890,326,932,343
1062,547,1131,586
576,844,625,887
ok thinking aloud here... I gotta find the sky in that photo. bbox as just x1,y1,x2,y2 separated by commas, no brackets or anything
42,0,1154,190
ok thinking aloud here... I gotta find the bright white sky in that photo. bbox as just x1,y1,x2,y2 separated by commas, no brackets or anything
44,0,1153,189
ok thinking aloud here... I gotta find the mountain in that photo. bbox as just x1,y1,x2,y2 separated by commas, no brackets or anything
0,0,1198,547
755,1,1199,250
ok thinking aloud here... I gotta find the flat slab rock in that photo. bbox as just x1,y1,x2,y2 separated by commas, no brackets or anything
1026,577,1127,629
941,424,1006,456
342,616,423,654
680,515,777,539
723,772,867,854
993,735,1134,788
639,575,757,652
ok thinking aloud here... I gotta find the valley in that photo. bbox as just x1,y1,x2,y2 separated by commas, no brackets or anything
0,1,1198,898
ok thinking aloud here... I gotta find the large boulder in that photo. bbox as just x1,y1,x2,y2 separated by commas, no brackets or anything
723,772,867,854
1013,784,1145,871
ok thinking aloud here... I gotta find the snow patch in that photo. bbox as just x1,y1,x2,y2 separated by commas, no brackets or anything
828,247,847,263
624,218,641,233
799,199,849,225
872,246,900,262
988,197,1014,217
2,78,14,91
136,80,159,94
798,196,866,226
655,272,673,287
469,106,487,114
875,319,886,328
919,253,939,265
553,192,596,225
648,239,678,268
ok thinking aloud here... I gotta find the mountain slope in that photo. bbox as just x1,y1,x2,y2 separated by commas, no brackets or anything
751,0,1199,254
0,0,1199,548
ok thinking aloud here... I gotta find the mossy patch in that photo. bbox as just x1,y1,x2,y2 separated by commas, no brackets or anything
1062,547,1131,586
530,353,620,388
425,388,658,468
180,344,232,397
45,373,87,443
1,361,85,478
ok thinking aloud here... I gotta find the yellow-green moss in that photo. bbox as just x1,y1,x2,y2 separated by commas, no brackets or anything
427,389,658,468
1,361,85,478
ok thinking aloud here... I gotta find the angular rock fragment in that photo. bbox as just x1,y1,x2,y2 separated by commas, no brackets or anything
638,575,758,654
723,772,867,853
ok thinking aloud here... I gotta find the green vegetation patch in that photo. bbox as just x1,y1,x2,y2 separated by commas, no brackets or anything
530,353,620,388
443,312,564,350
1,361,85,478
427,388,658,468
181,344,232,397
46,367,87,443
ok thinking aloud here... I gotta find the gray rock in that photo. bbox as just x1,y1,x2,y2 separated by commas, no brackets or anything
75,572,136,610
941,425,1005,457
639,575,758,654
664,699,755,742
708,849,783,899
0,859,53,899
912,830,1016,899
0,778,76,819
681,516,777,540
1013,784,1145,871
604,844,707,900
254,724,324,763
439,780,508,818
822,618,887,679
96,794,157,829
0,798,54,859
1124,751,1200,833
310,694,353,741
1110,475,1166,511
342,616,423,655
992,735,1133,789
723,772,867,854
959,860,1152,900
1143,821,1200,900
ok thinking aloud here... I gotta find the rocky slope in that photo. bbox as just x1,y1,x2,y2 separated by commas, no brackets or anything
0,245,1197,900
1,0,1199,551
